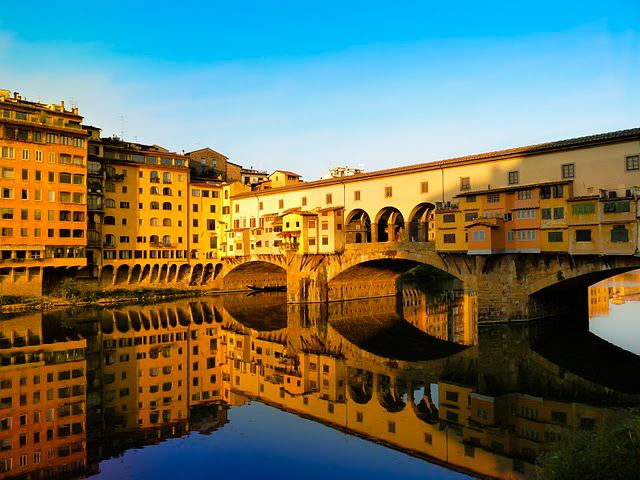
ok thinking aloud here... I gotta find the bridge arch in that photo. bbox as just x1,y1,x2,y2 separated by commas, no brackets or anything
222,260,287,291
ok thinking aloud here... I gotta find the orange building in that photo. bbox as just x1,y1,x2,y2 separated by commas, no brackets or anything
0,89,88,295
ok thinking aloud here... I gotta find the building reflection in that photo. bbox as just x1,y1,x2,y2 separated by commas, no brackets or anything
0,291,638,480
589,270,640,318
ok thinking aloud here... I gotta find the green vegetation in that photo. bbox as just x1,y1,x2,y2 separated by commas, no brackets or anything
538,414,640,480
54,280,201,304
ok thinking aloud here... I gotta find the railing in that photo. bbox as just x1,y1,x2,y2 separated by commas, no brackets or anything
106,173,125,182
150,177,160,183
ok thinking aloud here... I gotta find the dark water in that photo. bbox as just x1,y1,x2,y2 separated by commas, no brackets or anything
1,273,639,480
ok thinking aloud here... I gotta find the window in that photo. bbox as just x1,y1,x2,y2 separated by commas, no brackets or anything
625,155,640,171
443,233,456,244
576,229,592,242
442,213,456,223
472,230,486,241
553,207,564,219
541,208,551,219
518,189,533,200
120,202,129,209
487,194,500,203
1,146,14,158
326,193,332,204
603,201,630,213
561,163,574,179
465,212,478,222
22,149,29,160
163,202,172,210
384,186,392,198
460,177,470,190
278,199,284,209
516,230,537,241
572,202,596,215
421,181,429,193
508,171,519,185
354,190,361,201
150,201,159,210
548,231,563,242
516,209,536,219
611,225,629,243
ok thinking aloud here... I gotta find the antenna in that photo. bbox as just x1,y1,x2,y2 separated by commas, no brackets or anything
120,116,125,140
70,97,78,109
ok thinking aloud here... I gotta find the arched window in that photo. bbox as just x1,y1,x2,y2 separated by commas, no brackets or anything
150,218,159,226
162,202,172,210
105,166,116,176
162,187,172,196
150,202,160,210
104,216,116,225
105,183,116,192
105,198,116,208
104,234,115,246
162,235,172,247
224,190,229,199
162,172,172,184
150,235,159,244
150,186,159,195
163,218,172,227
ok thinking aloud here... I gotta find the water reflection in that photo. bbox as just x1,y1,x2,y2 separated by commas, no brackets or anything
0,285,639,479
589,269,640,355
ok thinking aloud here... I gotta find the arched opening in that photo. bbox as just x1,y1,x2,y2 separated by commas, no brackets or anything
189,303,203,325
129,264,141,284
408,202,435,242
177,264,190,283
115,312,130,333
159,264,168,283
345,209,372,244
347,368,373,404
202,263,214,284
140,264,151,283
375,207,405,243
167,264,177,283
130,311,142,331
150,310,159,329
177,307,191,326
115,265,129,285
100,265,114,287
168,308,177,327
377,375,407,413
163,218,172,227
190,264,203,286
104,216,116,225
162,235,172,248
140,312,151,330
150,264,160,283
213,263,224,280
162,187,172,196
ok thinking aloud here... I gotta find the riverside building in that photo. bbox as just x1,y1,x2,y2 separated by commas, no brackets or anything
0,90,88,295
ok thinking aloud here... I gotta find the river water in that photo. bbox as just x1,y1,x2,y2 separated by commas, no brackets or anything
1,271,639,479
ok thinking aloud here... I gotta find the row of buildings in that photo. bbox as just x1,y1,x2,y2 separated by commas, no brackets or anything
1,87,640,295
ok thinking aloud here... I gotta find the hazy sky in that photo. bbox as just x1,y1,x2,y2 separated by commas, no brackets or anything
1,1,638,179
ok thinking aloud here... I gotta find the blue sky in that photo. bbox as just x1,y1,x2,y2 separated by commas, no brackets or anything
1,1,639,179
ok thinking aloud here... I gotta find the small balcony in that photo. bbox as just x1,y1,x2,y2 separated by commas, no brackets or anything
106,172,125,182
150,177,160,183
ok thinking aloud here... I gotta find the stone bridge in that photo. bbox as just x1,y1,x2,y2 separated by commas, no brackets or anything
204,241,640,322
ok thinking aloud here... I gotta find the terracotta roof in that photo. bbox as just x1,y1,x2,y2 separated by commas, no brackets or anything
465,221,500,229
185,147,229,159
233,127,640,199
455,180,572,197
277,230,301,236
271,170,301,177
318,206,345,212
567,195,600,202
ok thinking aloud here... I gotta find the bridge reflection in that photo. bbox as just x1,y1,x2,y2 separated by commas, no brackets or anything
0,292,639,479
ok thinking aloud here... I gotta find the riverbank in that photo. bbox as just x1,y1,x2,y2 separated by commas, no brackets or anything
0,284,207,315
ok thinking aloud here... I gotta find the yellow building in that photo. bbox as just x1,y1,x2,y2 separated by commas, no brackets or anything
188,181,224,261
0,89,88,295
97,140,190,285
